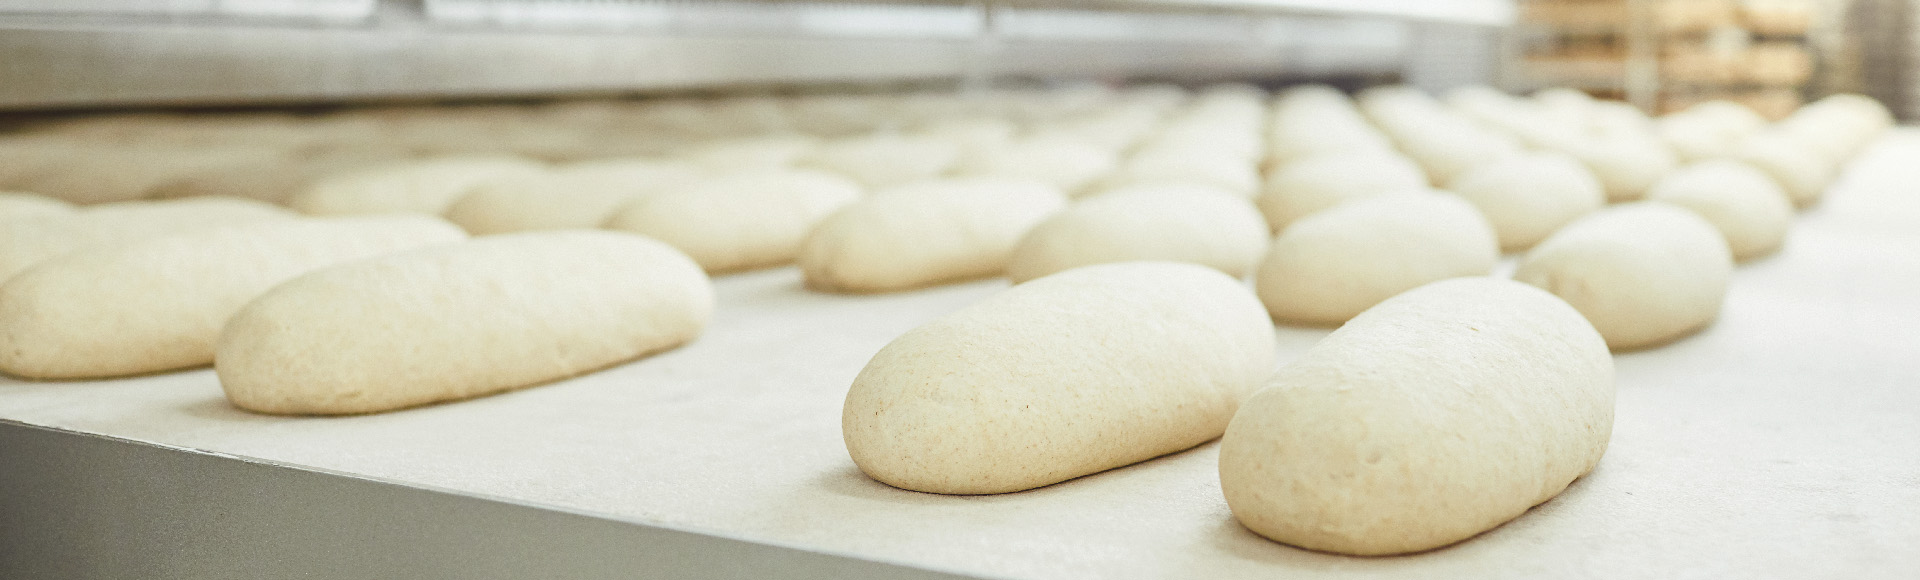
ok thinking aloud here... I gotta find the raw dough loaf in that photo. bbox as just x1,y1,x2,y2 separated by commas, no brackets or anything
604,169,862,273
1446,151,1606,251
844,262,1277,494
444,159,704,235
1006,187,1268,282
1567,135,1679,203
802,134,960,188
1220,277,1613,556
0,196,293,283
952,136,1118,195
1514,202,1733,350
1257,151,1429,232
0,192,73,221
1106,146,1260,197
798,178,1067,292
1646,160,1794,261
1255,192,1498,325
289,155,547,216
217,230,714,415
0,215,466,379
678,135,817,171
1733,133,1834,208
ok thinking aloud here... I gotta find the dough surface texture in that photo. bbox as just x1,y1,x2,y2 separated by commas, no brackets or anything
1446,151,1606,251
1006,186,1268,282
798,178,1066,292
1514,202,1733,350
444,159,704,235
289,155,546,216
1255,192,1498,325
1257,152,1429,232
605,169,862,273
217,230,713,415
1220,277,1613,556
0,215,466,379
0,196,293,283
1646,160,1794,261
844,262,1277,494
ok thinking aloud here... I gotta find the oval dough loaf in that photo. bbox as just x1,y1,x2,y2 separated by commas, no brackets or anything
1513,203,1733,350
444,159,704,235
802,134,960,189
1733,134,1834,208
1255,192,1498,325
218,230,714,415
0,196,293,283
289,155,547,216
844,262,1277,494
604,169,862,273
0,216,467,379
1257,152,1429,232
1446,151,1606,251
1646,160,1794,261
1006,187,1268,282
1220,277,1613,556
798,178,1067,293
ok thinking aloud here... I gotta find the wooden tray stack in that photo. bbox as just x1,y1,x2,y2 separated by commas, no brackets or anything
1512,0,1818,118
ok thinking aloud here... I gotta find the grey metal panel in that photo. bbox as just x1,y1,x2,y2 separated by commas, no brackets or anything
0,419,986,580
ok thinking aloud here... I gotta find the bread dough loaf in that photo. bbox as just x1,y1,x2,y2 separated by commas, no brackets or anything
0,192,74,221
605,169,862,273
444,159,704,235
1568,136,1679,202
289,155,547,216
1006,187,1267,282
1220,277,1613,556
799,178,1066,292
1734,134,1834,208
0,196,293,283
1646,160,1794,261
844,262,1276,494
1106,146,1260,197
1257,152,1429,232
1446,151,1606,251
218,230,714,415
1255,192,1498,325
679,135,817,171
1514,203,1733,350
0,216,466,379
953,136,1118,195
802,134,960,188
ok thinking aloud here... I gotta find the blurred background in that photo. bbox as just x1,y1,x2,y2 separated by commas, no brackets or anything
0,0,1905,118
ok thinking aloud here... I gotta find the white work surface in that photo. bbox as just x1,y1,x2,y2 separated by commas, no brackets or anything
6,134,1920,579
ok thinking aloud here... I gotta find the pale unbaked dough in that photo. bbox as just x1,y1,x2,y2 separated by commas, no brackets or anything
217,230,714,415
1514,203,1733,350
1005,186,1268,282
799,179,1067,292
1646,160,1795,261
1567,135,1679,202
1220,276,1613,556
289,155,547,216
802,134,961,189
0,196,293,283
604,169,862,274
1105,146,1260,197
1733,133,1834,208
443,159,704,235
1256,151,1430,232
1446,151,1607,251
0,192,73,221
1254,192,1499,325
843,262,1276,495
952,136,1118,195
0,215,466,379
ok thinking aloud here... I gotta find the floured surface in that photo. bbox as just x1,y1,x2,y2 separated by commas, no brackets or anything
5,134,1920,578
